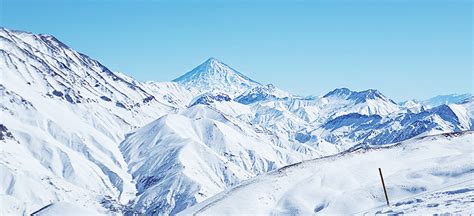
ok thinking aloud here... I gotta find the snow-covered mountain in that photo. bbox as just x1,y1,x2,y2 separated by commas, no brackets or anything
420,93,473,108
120,105,322,215
313,103,471,147
1,27,472,215
173,57,261,97
182,131,474,215
0,27,179,215
234,84,292,105
400,93,473,111
321,88,400,117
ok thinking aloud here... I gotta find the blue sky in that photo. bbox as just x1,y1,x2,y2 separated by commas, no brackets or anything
1,0,472,101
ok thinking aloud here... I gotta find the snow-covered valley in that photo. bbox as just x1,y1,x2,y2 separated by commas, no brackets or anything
0,27,473,215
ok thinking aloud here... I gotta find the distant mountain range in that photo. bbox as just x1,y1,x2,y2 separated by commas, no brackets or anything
0,27,472,215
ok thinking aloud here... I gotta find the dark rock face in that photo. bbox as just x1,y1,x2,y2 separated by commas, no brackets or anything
0,124,14,141
52,90,63,97
100,96,112,102
116,102,126,109
143,96,155,103
190,93,232,106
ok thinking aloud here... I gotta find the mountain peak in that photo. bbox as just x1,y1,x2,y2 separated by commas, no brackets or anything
324,88,396,105
235,84,292,105
323,88,353,98
352,89,384,100
205,57,220,63
173,57,261,97
199,57,233,73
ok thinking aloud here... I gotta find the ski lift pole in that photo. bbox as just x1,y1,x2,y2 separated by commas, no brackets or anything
378,168,390,206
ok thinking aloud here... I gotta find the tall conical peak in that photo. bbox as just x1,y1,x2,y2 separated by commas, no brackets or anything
172,57,261,97
205,57,220,64
196,57,235,75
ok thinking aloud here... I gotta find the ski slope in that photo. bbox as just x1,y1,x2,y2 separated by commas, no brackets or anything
181,132,474,215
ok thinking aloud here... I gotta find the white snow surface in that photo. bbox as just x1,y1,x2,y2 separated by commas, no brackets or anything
31,202,106,216
1,27,473,215
0,27,187,214
119,105,324,215
181,132,474,215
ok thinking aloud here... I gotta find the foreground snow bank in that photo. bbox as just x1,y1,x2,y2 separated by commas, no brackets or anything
31,202,105,216
181,132,474,215
366,183,473,215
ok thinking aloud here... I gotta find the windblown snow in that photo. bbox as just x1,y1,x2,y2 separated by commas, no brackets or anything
1,27,473,215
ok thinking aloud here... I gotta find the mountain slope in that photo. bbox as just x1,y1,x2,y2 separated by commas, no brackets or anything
313,104,470,147
181,132,474,215
0,27,185,214
234,84,292,105
119,105,323,215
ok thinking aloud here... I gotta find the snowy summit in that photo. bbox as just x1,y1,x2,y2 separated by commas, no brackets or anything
173,57,261,97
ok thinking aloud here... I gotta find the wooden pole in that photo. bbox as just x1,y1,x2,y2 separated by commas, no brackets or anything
378,168,390,206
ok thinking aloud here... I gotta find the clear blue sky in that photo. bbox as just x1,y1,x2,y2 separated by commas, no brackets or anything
1,0,472,101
